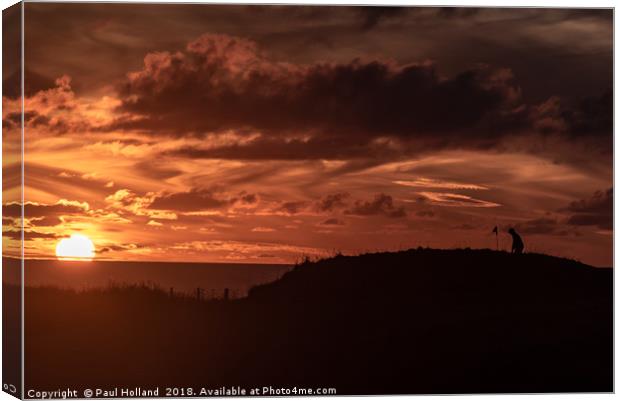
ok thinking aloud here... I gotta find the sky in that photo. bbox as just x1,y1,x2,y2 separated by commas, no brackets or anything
2,4,613,266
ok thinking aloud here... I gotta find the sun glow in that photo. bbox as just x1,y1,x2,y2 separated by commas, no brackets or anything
55,234,95,261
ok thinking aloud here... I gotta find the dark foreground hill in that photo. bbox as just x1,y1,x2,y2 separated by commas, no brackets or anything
21,249,612,395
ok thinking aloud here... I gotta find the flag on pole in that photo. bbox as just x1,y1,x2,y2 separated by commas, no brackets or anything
492,226,498,234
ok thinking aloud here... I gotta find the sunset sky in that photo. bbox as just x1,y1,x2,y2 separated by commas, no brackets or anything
2,4,613,266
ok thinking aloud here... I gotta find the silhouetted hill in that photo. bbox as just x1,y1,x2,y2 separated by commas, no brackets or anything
22,248,612,394
249,248,609,303
242,248,612,393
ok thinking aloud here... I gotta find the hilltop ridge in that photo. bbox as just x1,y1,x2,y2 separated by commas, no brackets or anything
248,247,609,301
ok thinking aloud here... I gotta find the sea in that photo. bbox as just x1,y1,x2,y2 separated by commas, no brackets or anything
3,258,291,298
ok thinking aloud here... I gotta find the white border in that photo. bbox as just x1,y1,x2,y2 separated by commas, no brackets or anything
0,1,616,401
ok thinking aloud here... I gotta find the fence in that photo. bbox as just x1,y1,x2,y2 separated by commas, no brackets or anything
169,287,238,301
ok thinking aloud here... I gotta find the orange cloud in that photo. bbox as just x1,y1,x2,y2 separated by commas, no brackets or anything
417,192,501,208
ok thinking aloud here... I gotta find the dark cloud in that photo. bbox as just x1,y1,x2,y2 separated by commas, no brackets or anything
237,193,258,205
1,110,51,131
13,7,611,164
2,228,61,241
564,188,612,230
133,160,183,180
320,218,345,226
357,6,406,30
2,111,37,129
527,90,612,148
98,243,143,254
345,193,406,218
278,201,307,215
118,33,613,163
4,76,95,135
3,200,88,219
147,188,258,212
22,3,612,111
167,136,397,161
114,34,519,142
315,192,349,212
29,216,63,227
170,212,229,226
149,188,228,212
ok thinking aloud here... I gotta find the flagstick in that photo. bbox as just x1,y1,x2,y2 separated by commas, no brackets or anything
496,232,499,251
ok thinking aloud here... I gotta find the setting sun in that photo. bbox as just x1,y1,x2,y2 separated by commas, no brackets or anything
55,234,95,261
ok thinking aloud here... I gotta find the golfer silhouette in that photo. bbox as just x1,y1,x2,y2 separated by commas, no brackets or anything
508,228,524,254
